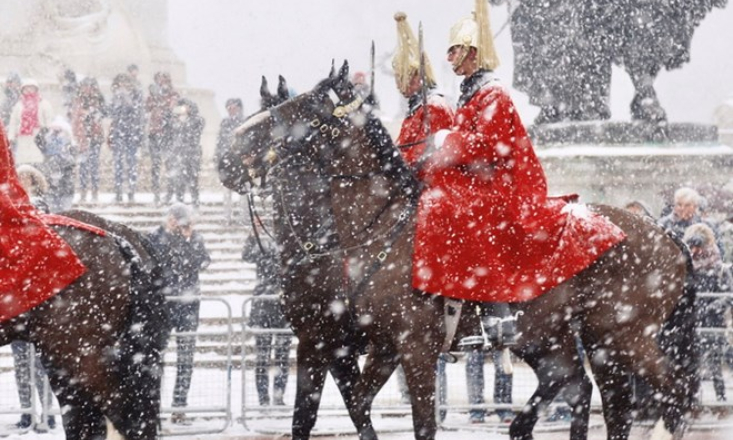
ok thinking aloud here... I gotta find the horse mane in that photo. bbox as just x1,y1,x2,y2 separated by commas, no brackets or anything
362,113,420,197
317,61,420,197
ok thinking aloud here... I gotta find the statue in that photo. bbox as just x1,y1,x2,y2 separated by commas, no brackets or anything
503,0,728,125
0,0,181,82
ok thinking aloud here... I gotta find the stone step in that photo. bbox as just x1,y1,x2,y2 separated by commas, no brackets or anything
58,194,261,330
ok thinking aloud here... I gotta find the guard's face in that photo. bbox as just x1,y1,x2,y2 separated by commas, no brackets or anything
447,45,471,74
395,73,421,98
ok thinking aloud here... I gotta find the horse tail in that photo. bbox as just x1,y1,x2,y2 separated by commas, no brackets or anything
115,233,171,438
659,229,700,414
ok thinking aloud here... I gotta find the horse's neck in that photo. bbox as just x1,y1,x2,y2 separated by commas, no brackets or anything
329,174,411,248
327,119,416,248
272,164,337,255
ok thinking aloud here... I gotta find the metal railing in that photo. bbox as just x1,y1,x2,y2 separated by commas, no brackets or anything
0,296,234,437
4,292,733,436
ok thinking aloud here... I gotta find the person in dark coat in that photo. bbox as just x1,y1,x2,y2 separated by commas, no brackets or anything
34,116,76,213
1,72,21,129
215,98,246,224
658,186,723,251
108,73,145,203
685,222,733,402
242,220,292,406
148,203,211,424
166,98,205,206
71,77,106,202
145,72,179,205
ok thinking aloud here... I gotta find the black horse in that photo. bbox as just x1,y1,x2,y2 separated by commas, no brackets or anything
221,61,698,440
223,75,365,440
0,210,170,440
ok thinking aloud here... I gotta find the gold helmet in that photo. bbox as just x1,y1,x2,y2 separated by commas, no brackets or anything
392,11,436,95
448,0,500,71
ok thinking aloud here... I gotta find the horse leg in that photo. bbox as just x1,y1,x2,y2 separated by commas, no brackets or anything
291,340,330,440
510,335,591,440
401,349,441,440
584,347,635,440
327,348,362,411
590,331,691,440
33,312,146,440
344,343,402,440
626,344,688,438
45,369,107,440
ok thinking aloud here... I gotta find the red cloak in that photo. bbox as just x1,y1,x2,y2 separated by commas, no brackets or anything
411,80,626,302
396,92,455,168
0,122,87,322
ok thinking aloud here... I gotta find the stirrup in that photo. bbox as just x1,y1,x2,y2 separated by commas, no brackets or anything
457,335,487,350
483,315,518,348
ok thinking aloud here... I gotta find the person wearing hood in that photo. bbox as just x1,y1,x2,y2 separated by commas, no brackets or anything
7,79,54,163
34,115,77,212
166,98,205,206
1,72,21,128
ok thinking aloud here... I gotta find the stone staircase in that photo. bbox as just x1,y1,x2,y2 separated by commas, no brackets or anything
0,189,260,373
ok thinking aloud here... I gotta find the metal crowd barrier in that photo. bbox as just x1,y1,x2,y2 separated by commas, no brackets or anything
0,296,234,437
161,296,233,436
3,292,733,436
238,293,733,435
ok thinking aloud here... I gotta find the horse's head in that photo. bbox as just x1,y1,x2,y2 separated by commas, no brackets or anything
220,61,388,193
218,74,298,193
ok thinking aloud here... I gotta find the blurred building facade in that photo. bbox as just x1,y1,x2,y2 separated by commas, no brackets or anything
0,0,219,159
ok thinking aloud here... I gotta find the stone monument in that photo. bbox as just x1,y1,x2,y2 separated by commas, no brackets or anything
0,0,219,161
500,0,733,215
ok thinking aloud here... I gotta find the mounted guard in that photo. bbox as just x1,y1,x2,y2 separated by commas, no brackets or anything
0,121,87,322
392,12,454,168
412,0,627,303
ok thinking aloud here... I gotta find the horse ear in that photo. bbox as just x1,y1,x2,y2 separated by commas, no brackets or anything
338,60,349,82
277,75,289,99
260,76,271,100
329,59,336,79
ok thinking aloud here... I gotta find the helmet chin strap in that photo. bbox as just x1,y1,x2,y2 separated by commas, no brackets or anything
451,44,471,73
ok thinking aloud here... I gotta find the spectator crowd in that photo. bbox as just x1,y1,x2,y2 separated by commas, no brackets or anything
0,65,213,210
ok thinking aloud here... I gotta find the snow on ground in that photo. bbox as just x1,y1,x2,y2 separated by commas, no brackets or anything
3,360,733,439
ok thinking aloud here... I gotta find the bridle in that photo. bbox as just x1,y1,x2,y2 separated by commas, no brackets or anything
247,83,418,265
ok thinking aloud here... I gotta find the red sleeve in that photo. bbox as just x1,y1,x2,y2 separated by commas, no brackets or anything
397,99,455,168
426,99,454,133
